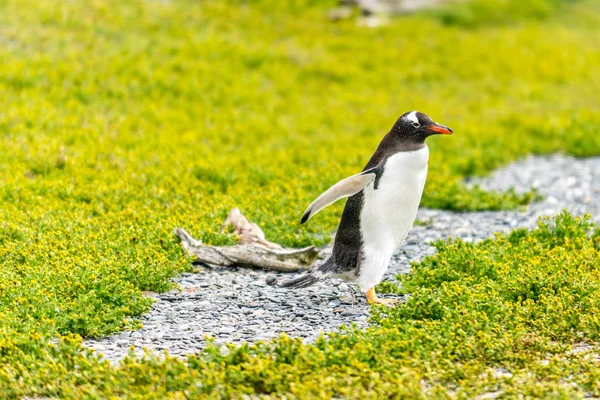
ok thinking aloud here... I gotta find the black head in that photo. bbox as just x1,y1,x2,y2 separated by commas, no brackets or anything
391,111,453,143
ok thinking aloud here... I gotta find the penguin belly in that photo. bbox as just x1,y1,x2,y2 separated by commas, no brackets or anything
356,146,429,291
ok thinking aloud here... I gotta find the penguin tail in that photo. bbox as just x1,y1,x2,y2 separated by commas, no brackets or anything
280,257,334,289
280,273,320,289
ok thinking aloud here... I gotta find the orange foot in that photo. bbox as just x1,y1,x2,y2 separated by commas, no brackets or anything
365,287,400,305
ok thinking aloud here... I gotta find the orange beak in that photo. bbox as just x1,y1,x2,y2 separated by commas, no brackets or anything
427,123,454,135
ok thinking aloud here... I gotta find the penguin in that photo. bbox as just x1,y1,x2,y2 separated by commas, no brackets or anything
282,111,453,304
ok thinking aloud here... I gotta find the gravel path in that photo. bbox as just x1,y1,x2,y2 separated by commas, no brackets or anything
85,155,600,362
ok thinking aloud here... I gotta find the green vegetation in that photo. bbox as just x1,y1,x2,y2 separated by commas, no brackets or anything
5,213,600,398
431,0,577,27
0,0,599,397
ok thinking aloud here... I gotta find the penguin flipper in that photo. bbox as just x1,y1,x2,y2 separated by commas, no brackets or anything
301,165,381,224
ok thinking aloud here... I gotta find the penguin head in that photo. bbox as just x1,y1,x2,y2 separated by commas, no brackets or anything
393,111,453,141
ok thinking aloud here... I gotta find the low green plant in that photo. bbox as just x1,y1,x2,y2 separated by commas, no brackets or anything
4,212,600,398
430,0,574,27
0,0,599,397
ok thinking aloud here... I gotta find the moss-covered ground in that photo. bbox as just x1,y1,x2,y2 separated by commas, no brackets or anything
1,0,599,397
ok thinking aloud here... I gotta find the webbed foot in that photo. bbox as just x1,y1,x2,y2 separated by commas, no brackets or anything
365,287,399,306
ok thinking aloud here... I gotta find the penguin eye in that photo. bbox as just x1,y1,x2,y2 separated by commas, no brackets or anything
411,121,420,128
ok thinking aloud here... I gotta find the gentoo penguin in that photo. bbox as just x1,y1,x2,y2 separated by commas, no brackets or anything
282,111,453,304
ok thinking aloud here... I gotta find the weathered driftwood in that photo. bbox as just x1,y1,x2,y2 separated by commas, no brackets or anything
173,208,319,272
220,208,282,250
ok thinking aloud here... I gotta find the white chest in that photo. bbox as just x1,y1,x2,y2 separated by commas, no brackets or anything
360,146,429,248
353,146,429,291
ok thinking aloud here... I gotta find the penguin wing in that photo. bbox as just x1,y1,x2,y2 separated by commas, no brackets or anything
301,164,382,224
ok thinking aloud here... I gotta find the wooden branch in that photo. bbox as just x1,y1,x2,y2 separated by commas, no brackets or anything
220,208,282,250
173,208,320,272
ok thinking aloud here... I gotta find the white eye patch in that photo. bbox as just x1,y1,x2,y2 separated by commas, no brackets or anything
406,111,420,127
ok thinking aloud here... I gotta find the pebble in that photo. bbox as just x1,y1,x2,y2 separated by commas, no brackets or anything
265,275,278,286
84,155,600,363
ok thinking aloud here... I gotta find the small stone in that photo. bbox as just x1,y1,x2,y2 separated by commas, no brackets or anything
252,333,275,341
339,295,355,304
337,283,349,291
265,275,277,285
266,296,280,304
